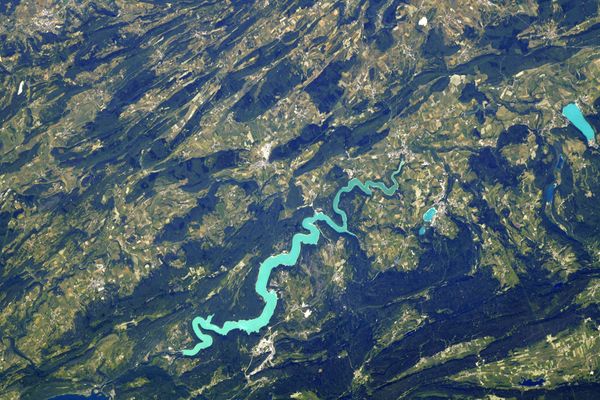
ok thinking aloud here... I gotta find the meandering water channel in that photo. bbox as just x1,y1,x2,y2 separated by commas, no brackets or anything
182,161,405,356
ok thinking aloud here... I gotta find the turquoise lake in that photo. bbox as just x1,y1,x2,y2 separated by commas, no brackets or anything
562,103,596,144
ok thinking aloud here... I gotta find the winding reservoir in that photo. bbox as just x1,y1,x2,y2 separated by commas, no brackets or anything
183,162,405,356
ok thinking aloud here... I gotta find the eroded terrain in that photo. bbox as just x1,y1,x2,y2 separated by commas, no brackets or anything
1,0,599,399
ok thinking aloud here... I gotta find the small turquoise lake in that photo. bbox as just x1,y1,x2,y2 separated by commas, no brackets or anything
423,207,437,222
418,207,437,236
